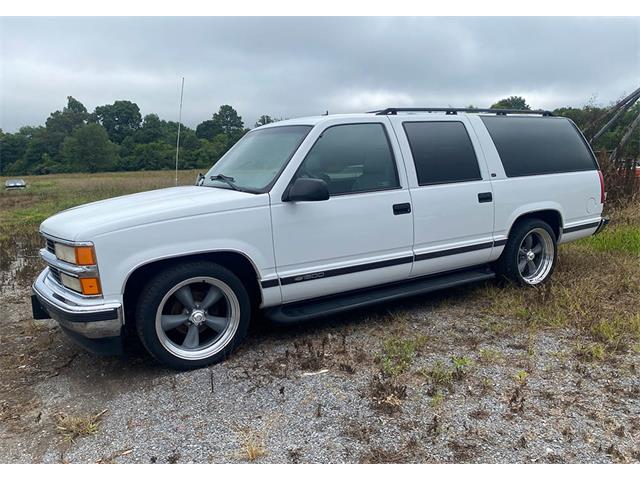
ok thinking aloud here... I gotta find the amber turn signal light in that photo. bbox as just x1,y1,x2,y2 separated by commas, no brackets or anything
80,277,101,295
75,246,96,266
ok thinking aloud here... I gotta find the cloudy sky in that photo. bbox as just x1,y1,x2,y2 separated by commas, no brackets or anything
1,16,638,132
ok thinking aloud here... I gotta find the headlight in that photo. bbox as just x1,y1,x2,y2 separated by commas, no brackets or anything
47,238,102,295
54,243,96,266
60,272,82,292
60,273,102,296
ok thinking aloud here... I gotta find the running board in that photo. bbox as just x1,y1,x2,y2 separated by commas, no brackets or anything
265,267,495,325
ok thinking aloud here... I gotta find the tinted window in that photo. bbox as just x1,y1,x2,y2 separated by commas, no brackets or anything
403,121,482,185
295,123,399,195
481,116,597,177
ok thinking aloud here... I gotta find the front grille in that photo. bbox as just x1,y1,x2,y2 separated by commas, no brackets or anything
46,238,55,254
48,266,62,285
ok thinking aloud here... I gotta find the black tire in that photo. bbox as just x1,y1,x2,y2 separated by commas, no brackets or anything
135,261,251,370
496,218,557,286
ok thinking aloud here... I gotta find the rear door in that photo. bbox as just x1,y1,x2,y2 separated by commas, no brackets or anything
388,115,496,277
269,118,414,303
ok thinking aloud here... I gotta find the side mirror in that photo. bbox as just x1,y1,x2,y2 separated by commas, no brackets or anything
282,177,330,202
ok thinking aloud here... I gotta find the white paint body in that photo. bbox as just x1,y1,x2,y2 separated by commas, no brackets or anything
39,112,604,317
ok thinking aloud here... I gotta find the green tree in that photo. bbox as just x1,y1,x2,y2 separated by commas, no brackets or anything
0,130,29,174
195,119,218,140
213,104,244,137
45,96,88,135
196,105,245,141
41,96,90,161
60,123,117,172
134,113,165,144
255,114,277,127
491,96,531,110
188,134,230,169
554,101,639,155
121,142,174,171
92,100,142,144
119,135,137,158
20,127,54,173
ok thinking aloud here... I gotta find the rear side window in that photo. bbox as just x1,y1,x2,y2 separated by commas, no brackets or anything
403,121,482,185
481,116,597,177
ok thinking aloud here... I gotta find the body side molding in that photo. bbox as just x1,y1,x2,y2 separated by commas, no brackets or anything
562,221,601,234
275,239,507,286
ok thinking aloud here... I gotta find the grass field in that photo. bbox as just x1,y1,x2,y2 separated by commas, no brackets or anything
0,170,199,285
1,170,639,463
1,170,639,354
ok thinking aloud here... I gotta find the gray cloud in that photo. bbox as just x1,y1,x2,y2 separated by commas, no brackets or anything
1,16,638,132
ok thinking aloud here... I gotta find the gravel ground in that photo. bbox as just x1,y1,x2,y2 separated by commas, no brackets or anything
1,282,639,464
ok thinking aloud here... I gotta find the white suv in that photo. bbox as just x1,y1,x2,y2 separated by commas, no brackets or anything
31,107,609,369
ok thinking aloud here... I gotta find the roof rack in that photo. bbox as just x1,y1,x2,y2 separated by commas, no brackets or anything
369,107,553,117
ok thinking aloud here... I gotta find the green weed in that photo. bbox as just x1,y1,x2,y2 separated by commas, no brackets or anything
379,335,427,377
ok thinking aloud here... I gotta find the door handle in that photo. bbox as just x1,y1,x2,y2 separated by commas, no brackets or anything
393,203,411,215
477,192,493,203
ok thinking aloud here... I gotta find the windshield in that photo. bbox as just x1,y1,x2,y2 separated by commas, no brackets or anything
202,125,312,192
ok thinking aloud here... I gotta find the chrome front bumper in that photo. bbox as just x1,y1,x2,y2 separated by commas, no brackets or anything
32,268,124,353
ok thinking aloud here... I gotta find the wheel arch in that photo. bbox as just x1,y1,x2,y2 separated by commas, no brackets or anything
506,208,563,241
122,250,263,326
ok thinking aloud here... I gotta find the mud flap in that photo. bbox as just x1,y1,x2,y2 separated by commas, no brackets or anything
31,294,51,320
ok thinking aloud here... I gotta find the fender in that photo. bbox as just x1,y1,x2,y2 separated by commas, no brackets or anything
502,202,564,240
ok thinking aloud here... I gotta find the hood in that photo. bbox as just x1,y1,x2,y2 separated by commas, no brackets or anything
40,186,268,241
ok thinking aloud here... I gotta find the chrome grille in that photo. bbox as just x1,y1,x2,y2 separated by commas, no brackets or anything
46,238,56,254
48,266,62,285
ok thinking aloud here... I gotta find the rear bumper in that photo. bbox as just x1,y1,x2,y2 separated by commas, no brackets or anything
593,216,610,235
32,268,123,355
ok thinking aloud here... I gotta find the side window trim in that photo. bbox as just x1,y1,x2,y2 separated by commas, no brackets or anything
402,120,483,187
288,122,402,197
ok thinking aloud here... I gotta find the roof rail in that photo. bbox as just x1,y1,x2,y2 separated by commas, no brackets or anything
369,107,553,117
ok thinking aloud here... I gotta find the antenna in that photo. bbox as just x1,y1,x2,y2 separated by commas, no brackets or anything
175,76,185,187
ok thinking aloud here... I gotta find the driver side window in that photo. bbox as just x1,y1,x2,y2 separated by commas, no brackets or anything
295,123,400,196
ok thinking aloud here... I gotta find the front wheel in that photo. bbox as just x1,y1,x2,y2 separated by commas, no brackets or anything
135,261,251,369
497,219,557,286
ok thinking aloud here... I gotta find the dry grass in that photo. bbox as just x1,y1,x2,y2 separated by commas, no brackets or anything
233,416,280,462
419,361,454,395
0,170,198,288
474,203,640,354
369,373,407,414
574,342,607,362
53,409,107,442
360,442,419,464
478,348,502,365
235,425,267,462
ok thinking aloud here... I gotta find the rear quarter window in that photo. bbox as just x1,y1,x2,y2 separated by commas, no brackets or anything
481,116,597,177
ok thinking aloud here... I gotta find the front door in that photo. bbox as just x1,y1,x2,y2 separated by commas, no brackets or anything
270,120,414,303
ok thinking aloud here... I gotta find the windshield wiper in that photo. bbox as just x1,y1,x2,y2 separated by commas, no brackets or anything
209,174,241,191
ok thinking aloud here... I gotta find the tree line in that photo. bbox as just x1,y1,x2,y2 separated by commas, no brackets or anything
0,95,637,176
0,97,279,175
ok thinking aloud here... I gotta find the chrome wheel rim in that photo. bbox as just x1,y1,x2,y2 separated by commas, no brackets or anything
155,276,240,361
517,228,555,285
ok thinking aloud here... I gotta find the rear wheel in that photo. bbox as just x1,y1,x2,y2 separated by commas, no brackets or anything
497,219,557,286
135,261,251,369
